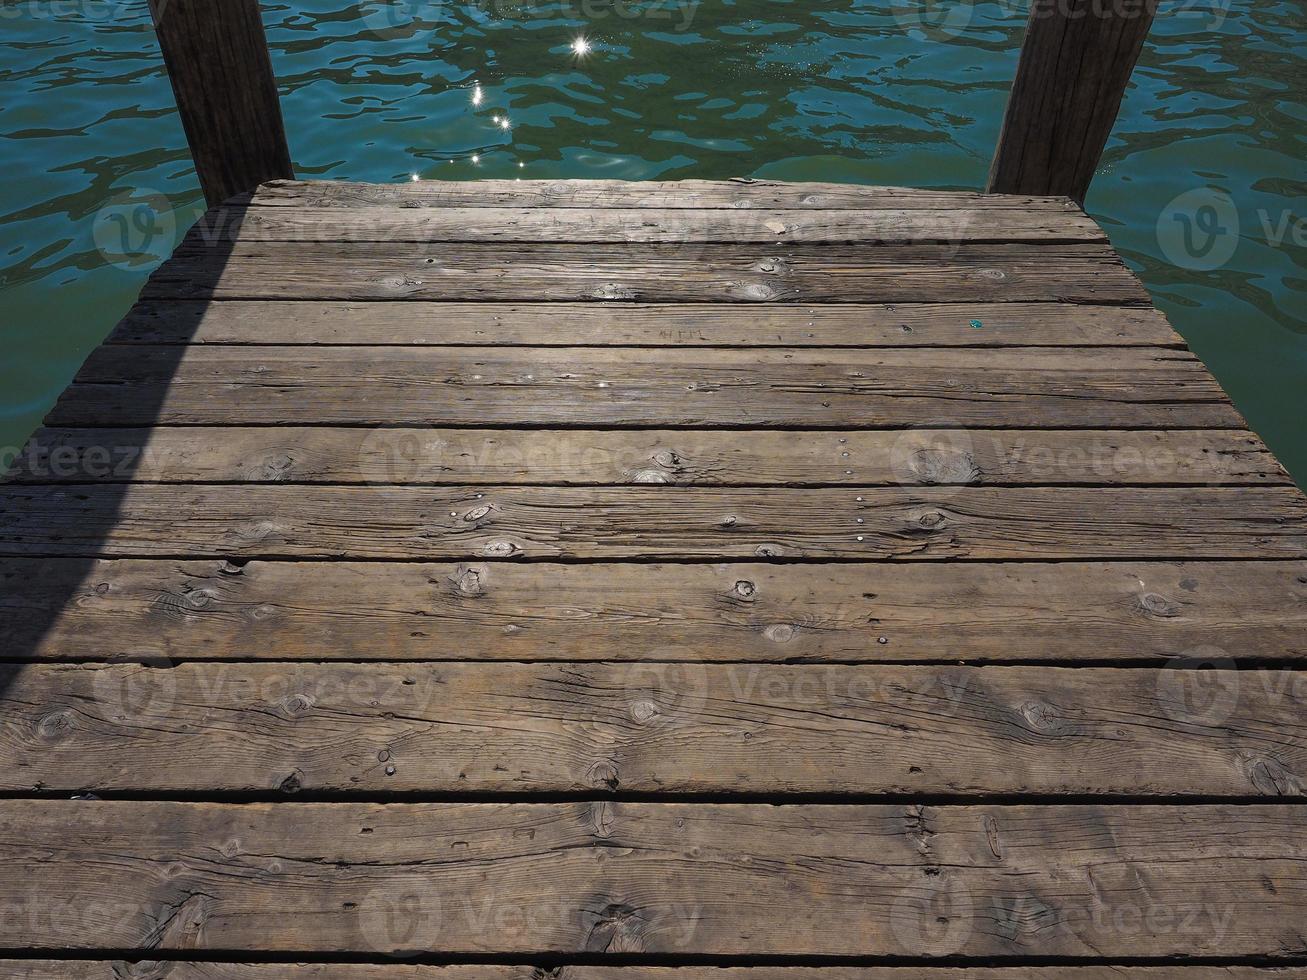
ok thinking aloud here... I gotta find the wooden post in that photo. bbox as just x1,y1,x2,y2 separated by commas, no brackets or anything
149,0,294,207
987,0,1158,203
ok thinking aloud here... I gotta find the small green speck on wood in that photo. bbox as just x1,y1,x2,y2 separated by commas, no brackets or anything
969,319,983,329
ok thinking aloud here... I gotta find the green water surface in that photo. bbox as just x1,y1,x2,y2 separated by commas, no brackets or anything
1,0,1303,481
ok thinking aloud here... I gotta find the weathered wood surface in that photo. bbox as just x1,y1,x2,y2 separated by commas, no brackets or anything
7,970,1305,980
5,968,1304,980
988,0,1158,201
191,204,1108,244
10,427,1283,485
1,801,1304,956
5,662,1303,796
148,0,293,207
51,346,1240,428
107,300,1184,347
5,559,1304,664
6,178,1307,970
3,486,1305,560
246,177,1082,210
143,242,1152,304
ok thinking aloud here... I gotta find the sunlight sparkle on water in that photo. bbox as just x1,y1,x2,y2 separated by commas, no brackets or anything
571,36,591,57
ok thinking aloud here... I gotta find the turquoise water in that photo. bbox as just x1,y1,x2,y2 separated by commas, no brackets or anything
2,0,1304,482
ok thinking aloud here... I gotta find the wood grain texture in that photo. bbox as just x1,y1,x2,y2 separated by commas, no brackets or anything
9,428,1283,486
5,559,1303,664
246,178,1082,210
1,801,1304,956
2,486,1303,560
148,0,293,207
6,969,1305,980
4,662,1303,796
106,300,1185,347
50,346,1240,429
989,0,1157,201
141,241,1152,304
9,175,1307,969
189,204,1107,244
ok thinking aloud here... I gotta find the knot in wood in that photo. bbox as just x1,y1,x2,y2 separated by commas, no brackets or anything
908,507,949,530
279,693,314,718
631,469,671,484
1019,700,1065,735
591,283,635,300
589,800,617,838
909,449,981,485
1244,756,1302,796
36,710,75,742
186,589,214,610
455,567,484,596
481,540,517,558
1138,591,1180,618
588,761,620,791
733,579,757,599
733,281,779,302
462,504,492,522
751,257,791,275
630,700,659,724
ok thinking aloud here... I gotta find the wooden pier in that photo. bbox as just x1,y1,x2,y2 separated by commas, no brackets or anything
4,0,1307,975
2,175,1307,976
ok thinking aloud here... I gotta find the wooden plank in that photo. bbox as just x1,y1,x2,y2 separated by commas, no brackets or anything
988,0,1157,201
148,0,293,207
0,801,1303,956
247,177,1082,211
106,301,1186,347
1,486,1304,560
141,242,1152,304
6,969,1304,980
0,968,517,980
5,662,1304,796
189,205,1107,245
5,559,1303,664
8,428,1286,486
50,346,1240,429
